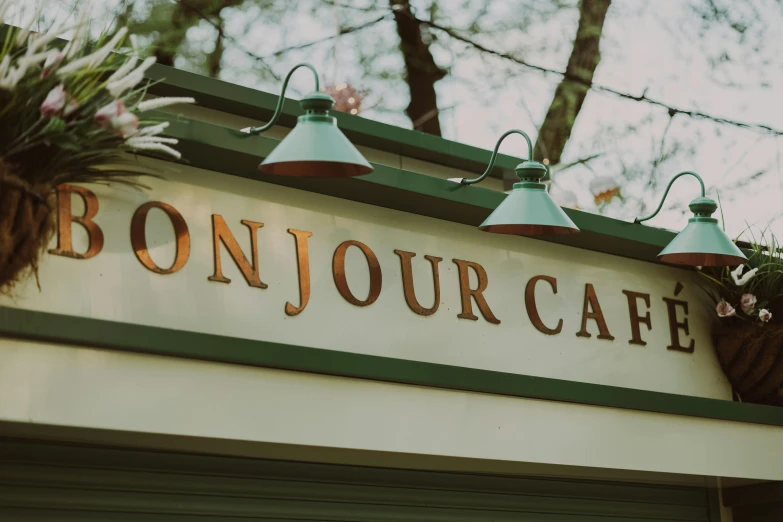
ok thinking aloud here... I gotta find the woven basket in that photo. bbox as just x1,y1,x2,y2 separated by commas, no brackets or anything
713,319,783,405
0,163,53,295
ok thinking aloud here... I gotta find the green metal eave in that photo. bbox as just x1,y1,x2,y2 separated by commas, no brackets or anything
146,64,523,182
160,114,678,264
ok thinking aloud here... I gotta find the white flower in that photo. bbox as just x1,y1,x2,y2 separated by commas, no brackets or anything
105,56,139,85
55,54,94,77
87,27,129,68
136,96,196,112
111,112,139,137
19,51,54,67
40,84,66,117
106,56,156,97
0,68,19,89
95,100,138,138
58,27,129,76
41,50,64,78
26,21,69,55
125,133,182,160
136,122,169,136
740,293,757,314
125,136,178,146
738,268,758,286
0,55,9,78
0,55,11,89
759,309,772,323
731,265,758,286
125,141,182,159
717,300,736,318
0,50,50,90
63,94,79,117
63,7,90,60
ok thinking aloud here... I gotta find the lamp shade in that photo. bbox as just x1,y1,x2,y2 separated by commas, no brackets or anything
479,180,579,236
258,93,373,178
657,197,747,266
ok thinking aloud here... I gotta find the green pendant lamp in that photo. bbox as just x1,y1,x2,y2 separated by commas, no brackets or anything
449,129,579,235
634,171,746,266
243,63,373,178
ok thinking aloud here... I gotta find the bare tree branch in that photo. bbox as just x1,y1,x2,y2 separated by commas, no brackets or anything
263,13,391,58
534,0,612,166
647,111,676,188
320,0,384,12
173,0,280,80
400,10,783,136
550,153,604,174
172,1,783,139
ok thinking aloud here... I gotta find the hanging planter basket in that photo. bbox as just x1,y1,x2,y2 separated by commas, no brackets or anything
0,19,196,296
0,163,54,295
713,319,783,406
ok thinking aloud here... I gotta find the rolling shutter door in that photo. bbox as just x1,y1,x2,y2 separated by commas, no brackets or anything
0,439,714,522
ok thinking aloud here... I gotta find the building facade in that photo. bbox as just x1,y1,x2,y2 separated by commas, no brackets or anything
1,64,782,521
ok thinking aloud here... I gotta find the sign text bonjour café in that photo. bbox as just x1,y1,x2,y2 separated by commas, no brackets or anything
50,184,697,354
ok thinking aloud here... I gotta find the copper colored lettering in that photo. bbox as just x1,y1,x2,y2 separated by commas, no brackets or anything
285,229,313,316
525,275,563,335
662,297,695,353
208,214,267,288
333,240,382,306
622,290,651,346
49,184,104,259
394,250,442,316
130,202,190,275
576,283,614,340
452,259,500,325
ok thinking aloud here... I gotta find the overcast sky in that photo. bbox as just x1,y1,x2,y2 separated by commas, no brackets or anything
22,0,783,240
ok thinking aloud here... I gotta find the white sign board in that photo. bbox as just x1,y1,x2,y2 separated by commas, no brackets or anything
1,161,730,400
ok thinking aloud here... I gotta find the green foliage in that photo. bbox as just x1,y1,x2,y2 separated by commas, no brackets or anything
0,23,170,188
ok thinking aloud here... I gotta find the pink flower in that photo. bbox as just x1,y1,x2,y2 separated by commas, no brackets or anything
717,300,736,318
741,293,757,314
760,309,772,323
40,84,66,117
94,100,138,137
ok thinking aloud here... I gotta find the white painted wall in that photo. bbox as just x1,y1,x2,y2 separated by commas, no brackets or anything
0,338,780,481
0,159,730,398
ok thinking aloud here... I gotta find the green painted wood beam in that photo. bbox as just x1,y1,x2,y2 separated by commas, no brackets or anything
160,115,678,265
723,482,783,507
146,64,521,181
0,438,713,522
2,305,783,428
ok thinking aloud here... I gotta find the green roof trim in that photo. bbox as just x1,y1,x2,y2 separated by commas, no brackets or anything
162,114,679,264
1,305,782,427
146,64,524,180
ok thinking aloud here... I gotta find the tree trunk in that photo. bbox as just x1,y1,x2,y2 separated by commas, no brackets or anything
206,20,224,78
391,0,447,136
154,1,196,67
534,0,611,165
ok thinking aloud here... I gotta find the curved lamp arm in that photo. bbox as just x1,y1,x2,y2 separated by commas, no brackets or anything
634,171,706,224
459,129,534,185
245,63,320,136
